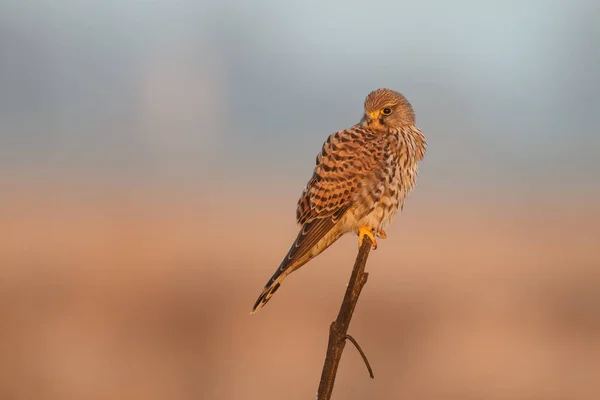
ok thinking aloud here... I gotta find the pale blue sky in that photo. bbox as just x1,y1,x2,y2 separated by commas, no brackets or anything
1,0,599,191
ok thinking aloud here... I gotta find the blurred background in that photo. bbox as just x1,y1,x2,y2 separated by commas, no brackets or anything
1,0,600,399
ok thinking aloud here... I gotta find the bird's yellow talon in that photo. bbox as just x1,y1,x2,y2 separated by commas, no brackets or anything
358,226,377,250
377,229,387,239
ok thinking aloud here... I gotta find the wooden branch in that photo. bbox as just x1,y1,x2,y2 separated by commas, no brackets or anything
317,236,374,400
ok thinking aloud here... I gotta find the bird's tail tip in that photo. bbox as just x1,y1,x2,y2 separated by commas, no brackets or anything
251,281,282,314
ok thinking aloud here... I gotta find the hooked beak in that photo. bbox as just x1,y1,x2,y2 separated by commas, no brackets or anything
366,110,380,124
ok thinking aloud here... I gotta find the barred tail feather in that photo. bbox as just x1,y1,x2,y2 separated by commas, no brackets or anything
251,272,288,314
251,258,302,313
251,215,345,313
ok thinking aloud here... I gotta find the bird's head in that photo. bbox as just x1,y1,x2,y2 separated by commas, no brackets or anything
361,88,415,130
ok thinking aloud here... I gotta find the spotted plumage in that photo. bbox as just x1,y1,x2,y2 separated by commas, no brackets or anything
252,88,426,313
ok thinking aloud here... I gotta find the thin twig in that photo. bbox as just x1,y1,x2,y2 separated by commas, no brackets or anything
345,334,374,379
316,236,374,400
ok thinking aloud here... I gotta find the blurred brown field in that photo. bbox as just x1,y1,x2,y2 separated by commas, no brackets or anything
1,182,599,399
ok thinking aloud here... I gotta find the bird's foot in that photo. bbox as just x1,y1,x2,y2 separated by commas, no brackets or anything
376,229,387,239
358,226,378,250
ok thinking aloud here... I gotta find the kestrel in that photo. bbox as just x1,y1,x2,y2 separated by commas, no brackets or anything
252,88,426,313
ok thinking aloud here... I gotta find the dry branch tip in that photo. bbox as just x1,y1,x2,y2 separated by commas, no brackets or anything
345,334,374,379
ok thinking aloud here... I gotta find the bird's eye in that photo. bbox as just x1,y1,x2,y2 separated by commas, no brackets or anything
381,107,392,115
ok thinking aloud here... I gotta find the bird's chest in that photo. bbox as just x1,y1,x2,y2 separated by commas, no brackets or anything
376,159,403,223
352,131,420,230
375,136,419,223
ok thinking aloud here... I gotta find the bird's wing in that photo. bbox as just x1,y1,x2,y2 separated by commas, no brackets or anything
297,127,383,225
289,127,384,260
281,207,347,270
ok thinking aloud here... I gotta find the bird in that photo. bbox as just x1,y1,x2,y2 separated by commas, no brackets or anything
251,88,426,313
